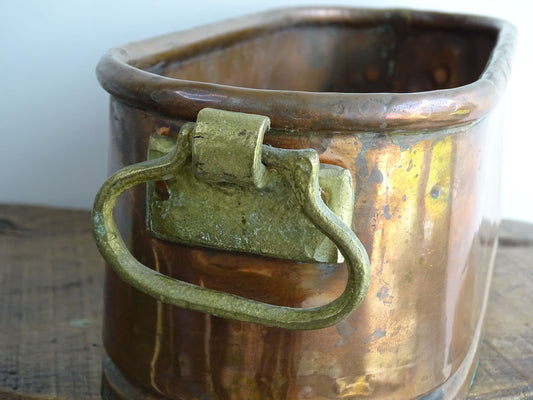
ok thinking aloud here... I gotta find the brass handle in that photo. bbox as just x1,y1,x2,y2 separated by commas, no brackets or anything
92,109,370,330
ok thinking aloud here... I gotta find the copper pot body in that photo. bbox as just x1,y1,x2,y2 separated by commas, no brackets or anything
96,7,515,400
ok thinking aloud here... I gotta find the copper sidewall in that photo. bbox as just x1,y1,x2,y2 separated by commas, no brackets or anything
102,97,501,399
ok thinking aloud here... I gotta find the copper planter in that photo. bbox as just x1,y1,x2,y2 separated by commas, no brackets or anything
93,7,515,400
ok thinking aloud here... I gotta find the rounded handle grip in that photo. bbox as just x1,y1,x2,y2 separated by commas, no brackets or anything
92,130,370,330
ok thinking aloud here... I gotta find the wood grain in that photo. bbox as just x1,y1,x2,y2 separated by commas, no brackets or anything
468,220,533,399
0,205,531,399
0,206,103,400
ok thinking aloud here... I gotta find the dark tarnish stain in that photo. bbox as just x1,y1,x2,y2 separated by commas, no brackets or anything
369,165,384,184
365,327,387,343
430,184,442,199
377,343,399,355
377,254,388,276
376,285,393,305
336,320,358,339
353,134,381,198
376,287,388,299
354,152,369,201
335,320,358,346
355,153,369,178
317,263,339,278
383,205,392,220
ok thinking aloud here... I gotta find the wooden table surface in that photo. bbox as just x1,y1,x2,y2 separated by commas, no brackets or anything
0,205,531,399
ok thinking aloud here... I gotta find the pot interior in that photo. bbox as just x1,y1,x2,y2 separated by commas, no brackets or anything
144,20,497,93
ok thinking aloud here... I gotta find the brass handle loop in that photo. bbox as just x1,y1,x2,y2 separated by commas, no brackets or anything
92,110,370,330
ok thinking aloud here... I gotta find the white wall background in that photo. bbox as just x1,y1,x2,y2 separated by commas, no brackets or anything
1,1,531,222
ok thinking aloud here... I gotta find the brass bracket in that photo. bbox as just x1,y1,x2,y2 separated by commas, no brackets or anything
147,108,354,263
92,108,370,330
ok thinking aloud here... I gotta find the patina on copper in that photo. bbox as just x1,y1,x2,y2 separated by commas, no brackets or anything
95,6,515,400
92,108,371,330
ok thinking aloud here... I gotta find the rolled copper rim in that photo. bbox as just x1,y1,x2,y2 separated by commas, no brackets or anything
96,7,516,133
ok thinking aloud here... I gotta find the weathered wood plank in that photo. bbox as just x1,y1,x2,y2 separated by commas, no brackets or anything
468,220,533,399
0,206,103,400
0,206,531,399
